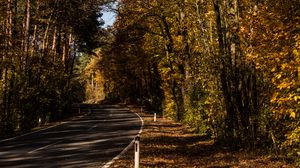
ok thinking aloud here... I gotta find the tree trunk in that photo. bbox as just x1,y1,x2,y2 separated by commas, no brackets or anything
214,0,239,142
214,0,259,146
51,27,57,63
178,0,192,115
22,0,30,54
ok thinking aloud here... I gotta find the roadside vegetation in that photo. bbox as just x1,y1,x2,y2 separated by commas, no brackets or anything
101,0,300,165
111,106,295,168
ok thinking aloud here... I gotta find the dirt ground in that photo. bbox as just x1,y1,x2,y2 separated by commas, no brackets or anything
110,106,295,168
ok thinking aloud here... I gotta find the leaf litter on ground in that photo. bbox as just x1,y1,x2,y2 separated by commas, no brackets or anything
110,105,295,168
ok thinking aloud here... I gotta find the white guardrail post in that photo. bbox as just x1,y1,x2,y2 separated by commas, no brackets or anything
134,135,140,168
154,113,156,122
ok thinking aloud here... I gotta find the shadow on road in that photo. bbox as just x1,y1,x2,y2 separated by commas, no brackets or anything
0,104,142,168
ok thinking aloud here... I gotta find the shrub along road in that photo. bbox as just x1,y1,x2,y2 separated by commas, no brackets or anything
0,104,142,168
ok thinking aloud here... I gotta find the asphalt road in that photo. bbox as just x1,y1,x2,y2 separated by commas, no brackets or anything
0,104,142,168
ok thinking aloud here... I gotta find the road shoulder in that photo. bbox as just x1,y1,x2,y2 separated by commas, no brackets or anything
110,105,295,168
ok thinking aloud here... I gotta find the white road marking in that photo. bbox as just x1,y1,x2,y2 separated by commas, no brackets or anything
102,108,144,168
28,140,63,154
28,118,101,154
88,125,98,131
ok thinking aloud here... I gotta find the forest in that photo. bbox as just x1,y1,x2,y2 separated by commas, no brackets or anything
0,0,299,165
0,0,113,133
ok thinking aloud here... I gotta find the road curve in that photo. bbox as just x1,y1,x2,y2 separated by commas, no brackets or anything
0,104,142,168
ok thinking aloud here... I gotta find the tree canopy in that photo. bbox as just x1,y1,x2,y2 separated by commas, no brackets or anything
100,0,300,163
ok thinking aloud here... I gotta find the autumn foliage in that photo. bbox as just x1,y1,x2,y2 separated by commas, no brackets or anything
101,0,300,163
0,0,299,165
0,0,107,135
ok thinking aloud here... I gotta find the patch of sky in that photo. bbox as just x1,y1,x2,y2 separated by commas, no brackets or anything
101,2,117,28
102,12,116,28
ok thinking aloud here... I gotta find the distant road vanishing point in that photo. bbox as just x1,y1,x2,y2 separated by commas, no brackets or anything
0,104,143,168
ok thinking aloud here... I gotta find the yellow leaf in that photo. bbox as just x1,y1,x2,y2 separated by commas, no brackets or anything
271,93,279,103
277,82,290,90
293,49,299,56
281,63,288,70
271,67,276,72
290,112,296,118
276,73,282,79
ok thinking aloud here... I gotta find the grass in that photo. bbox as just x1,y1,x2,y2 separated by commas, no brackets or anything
110,105,296,168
